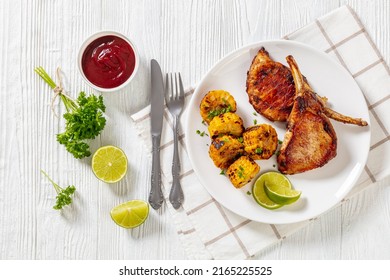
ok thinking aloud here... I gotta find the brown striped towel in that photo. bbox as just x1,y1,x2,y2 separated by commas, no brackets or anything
131,5,390,259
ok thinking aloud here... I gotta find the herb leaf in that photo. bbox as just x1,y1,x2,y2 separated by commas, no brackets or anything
207,105,232,119
35,67,106,159
56,92,106,159
41,170,76,210
255,147,263,154
238,166,245,179
196,130,208,137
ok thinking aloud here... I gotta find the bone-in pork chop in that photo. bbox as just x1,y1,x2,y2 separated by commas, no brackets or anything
277,56,337,174
246,47,368,126
246,47,295,122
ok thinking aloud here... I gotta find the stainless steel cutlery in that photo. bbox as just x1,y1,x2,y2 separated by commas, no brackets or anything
149,59,165,210
149,59,185,210
165,73,185,209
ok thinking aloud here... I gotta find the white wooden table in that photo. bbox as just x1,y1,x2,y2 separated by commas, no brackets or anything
1,0,389,260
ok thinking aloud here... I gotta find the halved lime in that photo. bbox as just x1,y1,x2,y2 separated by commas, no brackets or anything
110,200,149,229
264,182,301,205
92,145,128,183
252,176,282,210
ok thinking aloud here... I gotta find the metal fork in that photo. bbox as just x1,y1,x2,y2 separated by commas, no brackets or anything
165,73,185,209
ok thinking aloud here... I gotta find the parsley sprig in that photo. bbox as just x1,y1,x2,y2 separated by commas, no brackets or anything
40,170,76,210
35,67,106,159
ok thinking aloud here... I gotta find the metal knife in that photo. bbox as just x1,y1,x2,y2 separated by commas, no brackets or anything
149,59,165,210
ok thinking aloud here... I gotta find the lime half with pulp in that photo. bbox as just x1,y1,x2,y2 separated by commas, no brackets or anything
92,145,128,183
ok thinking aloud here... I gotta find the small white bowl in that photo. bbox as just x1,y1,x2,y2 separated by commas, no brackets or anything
77,30,139,92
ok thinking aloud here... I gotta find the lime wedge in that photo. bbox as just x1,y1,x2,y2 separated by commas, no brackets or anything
252,177,282,210
92,145,128,183
258,171,292,190
264,182,301,205
252,171,301,210
110,200,149,229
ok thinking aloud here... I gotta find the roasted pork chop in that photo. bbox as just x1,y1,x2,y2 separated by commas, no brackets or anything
246,47,295,121
246,47,368,126
277,56,337,174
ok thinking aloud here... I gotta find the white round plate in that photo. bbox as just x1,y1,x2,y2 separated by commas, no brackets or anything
185,40,371,224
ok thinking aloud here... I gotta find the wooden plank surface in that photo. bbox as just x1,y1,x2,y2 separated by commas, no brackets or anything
0,0,389,260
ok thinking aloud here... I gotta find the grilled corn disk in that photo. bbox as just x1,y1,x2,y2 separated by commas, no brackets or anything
243,124,278,160
208,112,244,138
200,90,237,124
209,135,244,169
227,156,260,188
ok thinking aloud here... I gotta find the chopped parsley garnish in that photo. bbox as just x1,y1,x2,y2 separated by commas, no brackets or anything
220,170,225,175
246,191,252,195
237,137,243,143
278,139,283,144
238,166,245,179
253,112,257,116
207,105,232,119
255,147,263,154
196,130,208,137
253,119,258,125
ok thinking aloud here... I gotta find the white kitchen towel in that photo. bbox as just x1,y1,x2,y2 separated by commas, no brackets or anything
131,5,390,259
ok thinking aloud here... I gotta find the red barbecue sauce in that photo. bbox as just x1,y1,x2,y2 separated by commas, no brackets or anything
81,35,136,89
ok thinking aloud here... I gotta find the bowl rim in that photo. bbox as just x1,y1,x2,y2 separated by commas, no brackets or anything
77,30,139,93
